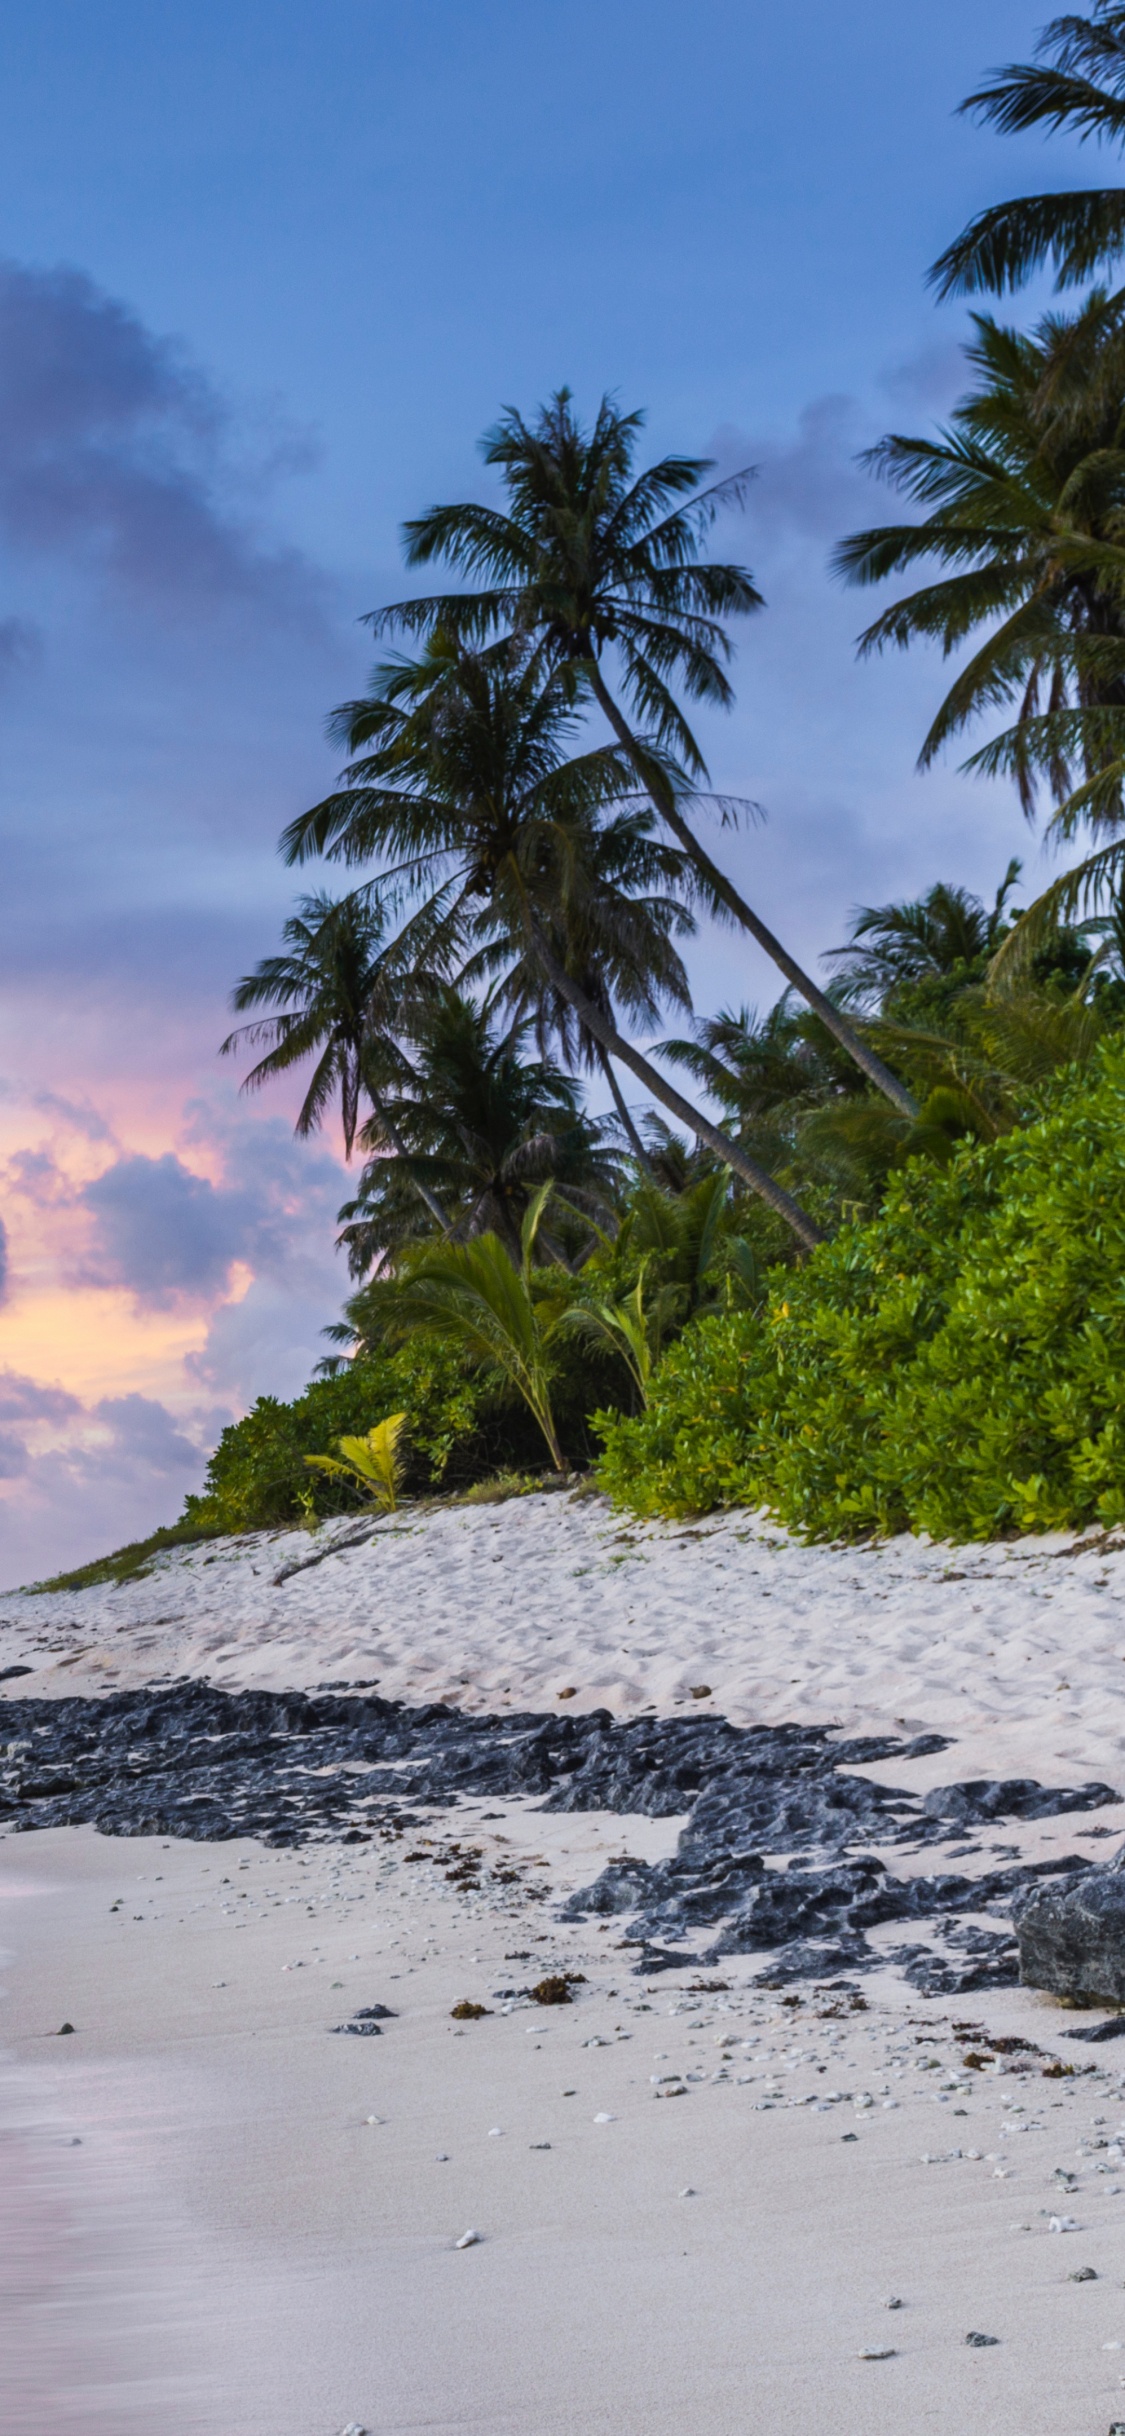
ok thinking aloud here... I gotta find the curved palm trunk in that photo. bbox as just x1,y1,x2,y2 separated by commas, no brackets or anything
366,1086,453,1235
525,916,824,1251
595,1042,656,1175
587,666,920,1120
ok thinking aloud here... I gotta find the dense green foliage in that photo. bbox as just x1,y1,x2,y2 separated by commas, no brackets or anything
190,211,1125,1559
182,1343,486,1532
596,1042,1125,1540
180,1327,630,1535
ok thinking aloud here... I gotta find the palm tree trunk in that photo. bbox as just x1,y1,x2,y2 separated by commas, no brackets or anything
595,1042,656,1174
367,1087,453,1234
587,665,920,1119
525,916,824,1251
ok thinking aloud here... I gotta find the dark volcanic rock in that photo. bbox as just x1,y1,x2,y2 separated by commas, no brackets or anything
923,1778,1117,1826
895,1925,1021,1997
1015,1849,1125,2003
0,1682,1114,1988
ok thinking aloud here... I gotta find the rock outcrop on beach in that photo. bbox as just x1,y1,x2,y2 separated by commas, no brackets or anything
2,1681,1116,1992
1014,1845,1125,2004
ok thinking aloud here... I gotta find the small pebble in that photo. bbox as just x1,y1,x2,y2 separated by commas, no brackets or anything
435,2152,449,2162
679,2186,696,2198
488,2127,503,2138
1069,2266,1098,2282
57,2023,75,2037
857,2346,896,2360
1049,2215,1080,2232
529,2142,551,2150
883,2296,903,2310
841,2132,858,2143
593,2111,616,2123
455,2229,482,2249
965,2331,1000,2347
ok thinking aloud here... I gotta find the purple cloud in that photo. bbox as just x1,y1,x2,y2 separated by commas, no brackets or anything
710,400,879,555
0,1370,82,1426
0,1369,83,1491
92,1391,202,1475
80,1150,255,1306
76,1110,348,1317
0,259,320,614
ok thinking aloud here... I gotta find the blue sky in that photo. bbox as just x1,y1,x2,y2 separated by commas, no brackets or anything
0,1,1096,1579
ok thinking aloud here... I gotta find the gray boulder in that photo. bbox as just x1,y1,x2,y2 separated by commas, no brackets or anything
1014,1851,1125,2004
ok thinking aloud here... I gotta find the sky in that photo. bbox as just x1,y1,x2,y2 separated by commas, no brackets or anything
0,0,1099,1584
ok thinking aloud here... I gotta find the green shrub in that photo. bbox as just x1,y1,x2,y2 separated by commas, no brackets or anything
181,1326,624,1537
181,1343,486,1533
596,1039,1125,1541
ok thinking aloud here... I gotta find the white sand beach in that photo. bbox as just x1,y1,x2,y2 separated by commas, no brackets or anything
4,1488,1125,1785
4,1492,1125,2434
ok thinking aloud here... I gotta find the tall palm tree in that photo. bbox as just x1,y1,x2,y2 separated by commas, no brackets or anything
368,391,918,1116
220,889,451,1230
282,635,826,1248
835,300,1125,822
931,5,1125,299
336,985,618,1275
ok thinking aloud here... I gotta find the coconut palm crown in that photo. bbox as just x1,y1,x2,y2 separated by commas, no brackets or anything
220,890,424,1159
362,389,917,1117
835,300,1125,825
932,5,1125,299
282,634,825,1246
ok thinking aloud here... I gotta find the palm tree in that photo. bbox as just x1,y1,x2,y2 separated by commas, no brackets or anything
282,635,826,1248
220,889,452,1231
369,390,918,1117
835,300,1125,823
931,5,1125,299
481,800,695,1174
825,866,1023,1006
336,985,618,1275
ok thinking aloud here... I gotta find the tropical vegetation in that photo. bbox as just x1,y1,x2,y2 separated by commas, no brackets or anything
114,2,1125,1556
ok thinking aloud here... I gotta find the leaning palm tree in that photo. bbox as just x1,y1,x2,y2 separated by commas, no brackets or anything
931,5,1125,300
220,888,451,1229
835,300,1125,821
282,634,825,1247
368,391,917,1116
